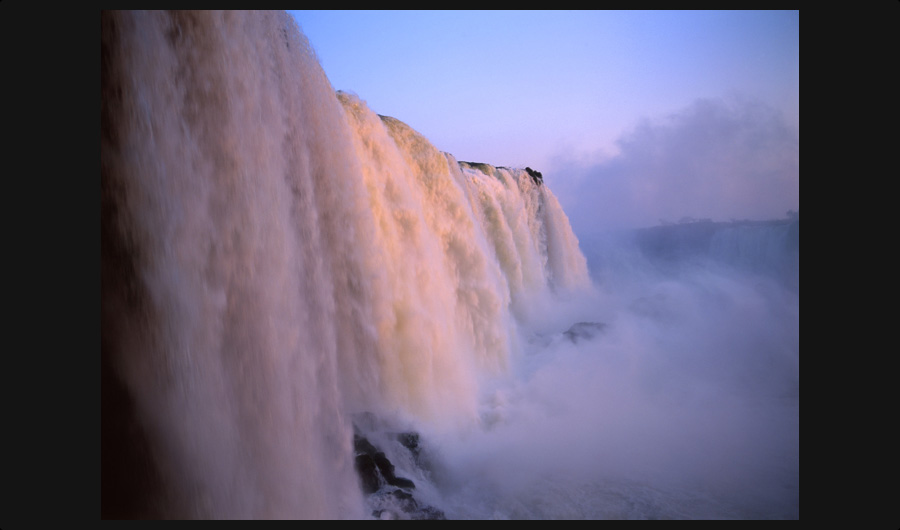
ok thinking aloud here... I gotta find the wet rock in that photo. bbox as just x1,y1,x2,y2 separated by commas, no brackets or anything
352,418,446,519
354,452,381,495
371,489,446,520
353,433,415,493
563,321,607,344
396,431,420,458
525,166,543,186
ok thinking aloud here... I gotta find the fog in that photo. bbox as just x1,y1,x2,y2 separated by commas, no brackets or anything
419,230,799,519
552,96,799,234
398,95,801,519
345,93,802,517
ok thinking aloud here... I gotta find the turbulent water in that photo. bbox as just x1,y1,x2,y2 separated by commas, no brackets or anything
101,11,798,520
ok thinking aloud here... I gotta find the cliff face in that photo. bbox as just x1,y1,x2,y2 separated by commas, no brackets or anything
634,218,799,290
102,11,591,519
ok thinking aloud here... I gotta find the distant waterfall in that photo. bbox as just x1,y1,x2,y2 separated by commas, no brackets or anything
101,10,589,519
629,219,799,291
709,220,799,291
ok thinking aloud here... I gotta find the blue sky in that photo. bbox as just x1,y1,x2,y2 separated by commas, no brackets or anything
289,10,799,230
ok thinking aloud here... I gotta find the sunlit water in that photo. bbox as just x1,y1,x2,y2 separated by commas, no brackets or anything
101,11,798,519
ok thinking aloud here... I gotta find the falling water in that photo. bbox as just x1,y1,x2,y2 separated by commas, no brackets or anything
101,10,592,519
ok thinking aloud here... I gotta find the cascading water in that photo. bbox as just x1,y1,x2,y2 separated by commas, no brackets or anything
101,10,594,519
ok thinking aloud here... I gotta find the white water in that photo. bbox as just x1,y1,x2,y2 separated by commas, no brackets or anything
101,11,798,519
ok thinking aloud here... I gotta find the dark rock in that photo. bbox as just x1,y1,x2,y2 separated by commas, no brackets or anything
352,417,446,519
413,506,446,520
355,453,381,494
525,166,543,186
371,489,446,520
396,431,420,457
563,321,607,344
390,476,416,489
388,488,417,511
353,433,416,493
353,433,379,456
459,161,493,175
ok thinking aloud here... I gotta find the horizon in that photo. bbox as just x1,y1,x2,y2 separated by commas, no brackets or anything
289,10,799,232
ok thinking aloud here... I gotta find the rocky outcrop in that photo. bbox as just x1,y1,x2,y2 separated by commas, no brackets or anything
369,488,446,520
525,166,543,186
354,433,416,493
563,321,606,344
353,421,445,520
459,160,494,175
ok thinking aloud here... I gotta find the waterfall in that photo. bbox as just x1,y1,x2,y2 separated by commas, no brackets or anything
101,10,590,519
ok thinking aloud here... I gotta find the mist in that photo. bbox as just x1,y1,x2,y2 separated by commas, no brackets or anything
551,96,799,235
412,97,802,517
101,11,797,520
420,231,799,519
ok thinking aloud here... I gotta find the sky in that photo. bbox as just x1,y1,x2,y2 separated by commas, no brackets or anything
289,10,799,231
